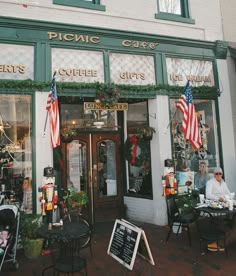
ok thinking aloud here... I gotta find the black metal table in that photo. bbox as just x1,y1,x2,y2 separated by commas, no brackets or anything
38,221,91,275
37,221,90,241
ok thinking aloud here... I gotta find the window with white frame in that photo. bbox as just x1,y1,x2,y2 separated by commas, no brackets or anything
170,98,220,194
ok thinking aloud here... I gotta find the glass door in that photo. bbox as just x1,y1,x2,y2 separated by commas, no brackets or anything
63,133,122,224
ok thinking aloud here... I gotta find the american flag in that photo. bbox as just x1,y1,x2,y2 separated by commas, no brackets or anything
46,72,60,149
176,81,202,150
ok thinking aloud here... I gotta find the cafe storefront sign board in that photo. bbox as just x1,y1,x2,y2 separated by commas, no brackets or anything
107,219,155,270
84,102,128,111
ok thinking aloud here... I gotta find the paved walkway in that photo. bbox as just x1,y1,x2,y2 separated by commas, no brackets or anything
1,221,236,275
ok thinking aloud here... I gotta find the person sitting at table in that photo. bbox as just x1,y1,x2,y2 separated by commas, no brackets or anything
205,167,232,201
205,167,236,252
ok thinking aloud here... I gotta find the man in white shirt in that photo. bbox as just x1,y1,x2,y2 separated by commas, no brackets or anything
205,167,235,252
205,167,231,201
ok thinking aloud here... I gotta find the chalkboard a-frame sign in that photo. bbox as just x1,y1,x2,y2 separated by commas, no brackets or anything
107,219,155,270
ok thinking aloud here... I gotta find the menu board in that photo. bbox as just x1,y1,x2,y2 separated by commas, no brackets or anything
107,219,154,270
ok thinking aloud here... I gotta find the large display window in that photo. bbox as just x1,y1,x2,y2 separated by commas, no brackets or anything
126,102,153,199
0,95,32,212
170,98,220,194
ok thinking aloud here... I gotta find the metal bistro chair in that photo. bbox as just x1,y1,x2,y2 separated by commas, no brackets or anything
53,238,87,276
195,209,228,256
166,196,198,247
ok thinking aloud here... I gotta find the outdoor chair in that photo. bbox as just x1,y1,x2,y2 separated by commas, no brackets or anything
53,239,87,276
165,196,198,247
195,209,228,256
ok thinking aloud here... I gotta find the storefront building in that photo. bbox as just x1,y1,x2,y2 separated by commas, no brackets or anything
0,0,235,226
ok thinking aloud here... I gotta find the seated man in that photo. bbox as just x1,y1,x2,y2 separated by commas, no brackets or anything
205,167,231,201
205,167,236,252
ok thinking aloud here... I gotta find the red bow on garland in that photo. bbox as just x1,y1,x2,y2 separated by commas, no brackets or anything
130,135,138,164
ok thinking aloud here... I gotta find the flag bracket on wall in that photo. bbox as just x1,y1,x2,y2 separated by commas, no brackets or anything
144,113,156,119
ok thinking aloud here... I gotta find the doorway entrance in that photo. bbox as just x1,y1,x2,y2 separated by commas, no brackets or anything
62,132,122,224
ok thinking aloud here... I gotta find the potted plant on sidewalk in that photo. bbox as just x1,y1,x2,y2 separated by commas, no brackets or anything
20,213,44,259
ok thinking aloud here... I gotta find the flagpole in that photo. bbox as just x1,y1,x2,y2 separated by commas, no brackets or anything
165,108,177,133
43,71,57,137
43,111,49,136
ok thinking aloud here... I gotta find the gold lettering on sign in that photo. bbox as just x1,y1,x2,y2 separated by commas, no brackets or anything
0,64,26,74
169,74,211,83
122,40,159,50
58,68,97,77
47,32,100,44
169,74,183,81
120,72,145,80
187,75,211,82
84,102,128,111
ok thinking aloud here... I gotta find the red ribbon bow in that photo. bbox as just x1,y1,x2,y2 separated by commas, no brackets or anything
130,135,138,164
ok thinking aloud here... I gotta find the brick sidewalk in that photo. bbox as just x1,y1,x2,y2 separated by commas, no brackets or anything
1,221,236,275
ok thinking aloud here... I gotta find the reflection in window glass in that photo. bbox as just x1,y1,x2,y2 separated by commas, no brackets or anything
97,140,117,197
170,99,219,194
126,102,153,198
159,0,181,14
60,103,117,131
67,140,87,193
0,95,32,212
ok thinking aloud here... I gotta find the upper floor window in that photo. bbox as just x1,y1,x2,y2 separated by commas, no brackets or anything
53,0,105,11
159,0,181,14
155,0,195,24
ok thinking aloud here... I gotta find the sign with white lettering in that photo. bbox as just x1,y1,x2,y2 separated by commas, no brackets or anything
107,219,154,270
84,102,128,111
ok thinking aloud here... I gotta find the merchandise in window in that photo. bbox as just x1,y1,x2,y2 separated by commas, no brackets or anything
0,95,32,213
126,102,153,199
155,0,195,24
53,0,105,11
170,99,220,194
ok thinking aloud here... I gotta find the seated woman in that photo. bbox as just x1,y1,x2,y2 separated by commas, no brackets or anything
194,161,210,194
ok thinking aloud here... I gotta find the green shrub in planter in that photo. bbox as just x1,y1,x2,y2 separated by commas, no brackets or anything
20,213,44,259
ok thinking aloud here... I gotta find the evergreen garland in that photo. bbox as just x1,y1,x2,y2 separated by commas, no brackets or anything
125,135,149,167
96,83,121,107
0,79,220,97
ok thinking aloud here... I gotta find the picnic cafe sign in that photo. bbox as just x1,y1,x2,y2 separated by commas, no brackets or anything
84,102,128,111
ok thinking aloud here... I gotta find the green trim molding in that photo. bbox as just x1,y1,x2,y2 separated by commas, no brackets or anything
229,46,236,59
155,13,195,24
214,40,228,59
53,0,106,11
0,80,219,99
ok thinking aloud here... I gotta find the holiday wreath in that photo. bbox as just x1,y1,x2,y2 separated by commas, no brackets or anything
96,83,121,107
125,134,149,167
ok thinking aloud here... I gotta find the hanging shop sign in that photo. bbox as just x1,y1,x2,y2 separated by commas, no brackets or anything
84,102,128,111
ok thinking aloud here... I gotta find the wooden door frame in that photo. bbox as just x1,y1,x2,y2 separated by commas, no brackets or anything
62,132,122,224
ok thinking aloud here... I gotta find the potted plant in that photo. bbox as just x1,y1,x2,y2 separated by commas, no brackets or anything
137,126,156,140
60,128,77,142
20,213,44,259
67,191,89,209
